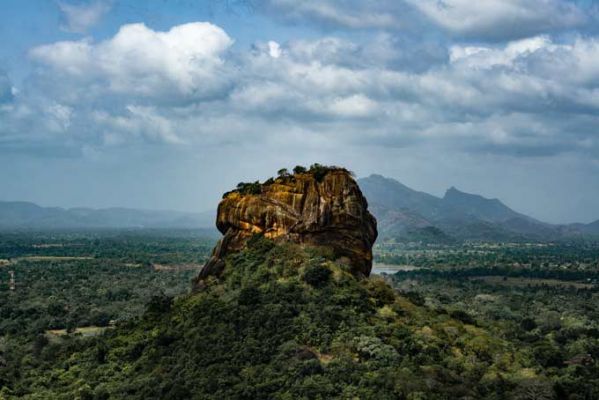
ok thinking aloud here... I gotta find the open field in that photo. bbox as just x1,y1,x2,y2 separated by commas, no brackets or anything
152,263,202,271
371,262,420,275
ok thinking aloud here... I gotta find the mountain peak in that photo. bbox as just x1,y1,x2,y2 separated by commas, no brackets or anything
444,186,495,201
441,186,526,223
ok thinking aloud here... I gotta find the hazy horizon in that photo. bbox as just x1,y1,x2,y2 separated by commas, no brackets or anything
2,1,599,224
3,171,598,226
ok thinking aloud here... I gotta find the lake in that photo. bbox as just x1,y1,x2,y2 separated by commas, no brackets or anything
371,263,419,275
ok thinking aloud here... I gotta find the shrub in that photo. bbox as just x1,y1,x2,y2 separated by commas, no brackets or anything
450,310,476,325
303,264,332,287
238,287,261,306
146,293,172,315
364,279,396,307
293,165,307,174
247,234,276,253
520,317,537,331
236,181,262,195
308,163,329,182
277,168,290,177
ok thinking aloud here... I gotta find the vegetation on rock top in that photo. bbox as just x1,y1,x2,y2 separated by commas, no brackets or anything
226,164,354,197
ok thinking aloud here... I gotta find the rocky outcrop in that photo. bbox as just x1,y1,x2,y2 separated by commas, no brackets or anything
194,168,377,288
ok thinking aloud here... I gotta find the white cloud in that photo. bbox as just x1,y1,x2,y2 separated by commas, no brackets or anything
450,35,599,87
326,94,378,118
450,36,552,69
10,21,599,159
92,106,182,145
408,0,586,40
45,103,74,133
30,22,234,102
267,41,282,58
58,0,112,33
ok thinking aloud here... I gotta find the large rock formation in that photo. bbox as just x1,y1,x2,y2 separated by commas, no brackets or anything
194,167,377,288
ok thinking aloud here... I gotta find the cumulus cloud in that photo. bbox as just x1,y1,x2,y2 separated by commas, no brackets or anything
3,19,595,161
30,22,234,103
239,34,599,156
58,0,112,33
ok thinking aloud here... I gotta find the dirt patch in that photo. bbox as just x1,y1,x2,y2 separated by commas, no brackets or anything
152,263,202,272
46,326,110,337
18,256,93,262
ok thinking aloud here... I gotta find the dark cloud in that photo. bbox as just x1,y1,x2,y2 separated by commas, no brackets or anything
253,0,590,41
254,0,427,32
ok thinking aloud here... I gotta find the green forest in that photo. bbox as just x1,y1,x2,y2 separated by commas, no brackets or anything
0,231,597,399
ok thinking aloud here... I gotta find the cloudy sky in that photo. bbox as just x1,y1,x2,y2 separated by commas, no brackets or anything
1,0,599,223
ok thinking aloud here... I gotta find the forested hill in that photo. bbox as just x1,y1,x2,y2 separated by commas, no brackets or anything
4,237,561,399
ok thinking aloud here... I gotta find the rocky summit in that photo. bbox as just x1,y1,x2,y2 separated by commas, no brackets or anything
195,166,377,287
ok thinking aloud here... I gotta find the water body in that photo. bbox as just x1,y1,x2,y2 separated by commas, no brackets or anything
371,263,419,275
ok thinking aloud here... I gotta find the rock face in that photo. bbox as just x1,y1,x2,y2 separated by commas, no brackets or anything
194,168,377,287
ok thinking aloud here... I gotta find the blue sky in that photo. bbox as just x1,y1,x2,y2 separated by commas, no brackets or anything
1,0,599,223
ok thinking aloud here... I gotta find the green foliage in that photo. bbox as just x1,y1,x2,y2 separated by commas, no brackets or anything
1,232,598,399
277,168,290,177
293,165,307,174
225,164,356,196
145,293,173,315
307,163,336,182
385,241,599,400
236,180,262,195
449,309,476,325
0,238,567,400
303,264,332,287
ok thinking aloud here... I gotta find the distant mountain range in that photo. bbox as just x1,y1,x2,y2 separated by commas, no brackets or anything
0,201,216,231
2,175,599,242
358,174,599,242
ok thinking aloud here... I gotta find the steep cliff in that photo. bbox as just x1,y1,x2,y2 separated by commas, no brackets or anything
195,167,377,287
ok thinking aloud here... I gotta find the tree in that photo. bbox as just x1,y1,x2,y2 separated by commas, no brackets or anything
277,168,290,177
514,379,554,400
293,165,307,174
303,264,331,287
